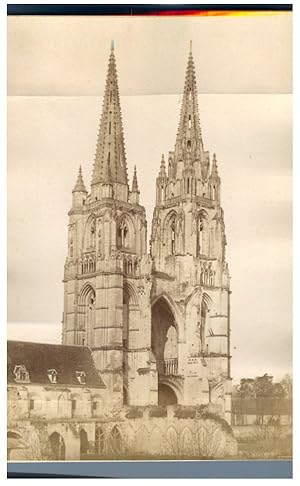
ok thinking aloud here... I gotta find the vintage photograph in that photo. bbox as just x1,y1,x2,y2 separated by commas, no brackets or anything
7,9,292,463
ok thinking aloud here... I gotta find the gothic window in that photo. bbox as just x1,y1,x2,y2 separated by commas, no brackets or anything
117,226,122,248
70,239,73,257
204,269,208,285
109,121,111,134
187,178,190,194
189,91,192,101
95,427,105,454
88,258,95,273
13,365,30,383
110,91,112,103
90,222,96,248
47,369,57,384
188,115,191,129
117,221,129,249
107,152,110,165
110,426,122,453
187,139,191,148
123,226,128,247
29,399,34,410
78,285,95,346
171,219,176,255
197,216,204,256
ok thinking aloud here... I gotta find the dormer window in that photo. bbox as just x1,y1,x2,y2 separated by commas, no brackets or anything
47,369,57,384
13,365,30,383
76,371,86,385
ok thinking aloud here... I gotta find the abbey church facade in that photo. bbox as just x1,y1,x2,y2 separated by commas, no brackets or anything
8,44,234,461
63,43,231,415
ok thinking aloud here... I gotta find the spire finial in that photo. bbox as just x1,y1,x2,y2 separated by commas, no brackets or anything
111,39,115,51
189,40,192,54
72,165,87,193
159,153,167,178
132,165,139,192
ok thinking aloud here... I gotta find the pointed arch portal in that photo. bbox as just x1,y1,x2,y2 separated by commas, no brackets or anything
49,432,65,460
151,296,178,377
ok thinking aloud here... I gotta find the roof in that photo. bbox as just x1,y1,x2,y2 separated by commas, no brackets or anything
7,341,106,389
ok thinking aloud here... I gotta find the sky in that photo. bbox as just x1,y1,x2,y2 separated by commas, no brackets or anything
7,14,292,383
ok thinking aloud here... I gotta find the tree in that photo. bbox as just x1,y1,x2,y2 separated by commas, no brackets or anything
280,374,292,401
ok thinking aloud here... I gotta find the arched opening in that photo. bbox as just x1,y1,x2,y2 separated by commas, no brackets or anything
158,383,177,406
49,432,65,460
77,285,96,346
151,297,178,376
80,429,89,457
117,220,131,250
95,427,105,455
171,219,176,255
110,426,122,454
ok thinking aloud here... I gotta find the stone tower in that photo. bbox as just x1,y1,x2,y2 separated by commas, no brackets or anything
63,43,232,422
62,44,155,409
150,43,232,421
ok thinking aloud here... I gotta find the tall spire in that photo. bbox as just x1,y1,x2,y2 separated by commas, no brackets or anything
158,154,167,178
92,45,128,187
174,43,204,163
211,153,220,179
72,165,87,193
131,165,139,192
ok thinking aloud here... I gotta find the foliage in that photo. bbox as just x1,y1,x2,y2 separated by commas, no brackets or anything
148,406,167,418
125,407,143,419
174,407,196,419
23,424,54,461
237,424,292,459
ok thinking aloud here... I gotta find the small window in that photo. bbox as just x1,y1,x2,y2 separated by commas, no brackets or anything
76,371,86,385
187,140,191,148
13,365,30,383
92,401,98,411
72,400,76,411
47,369,58,384
29,399,34,410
